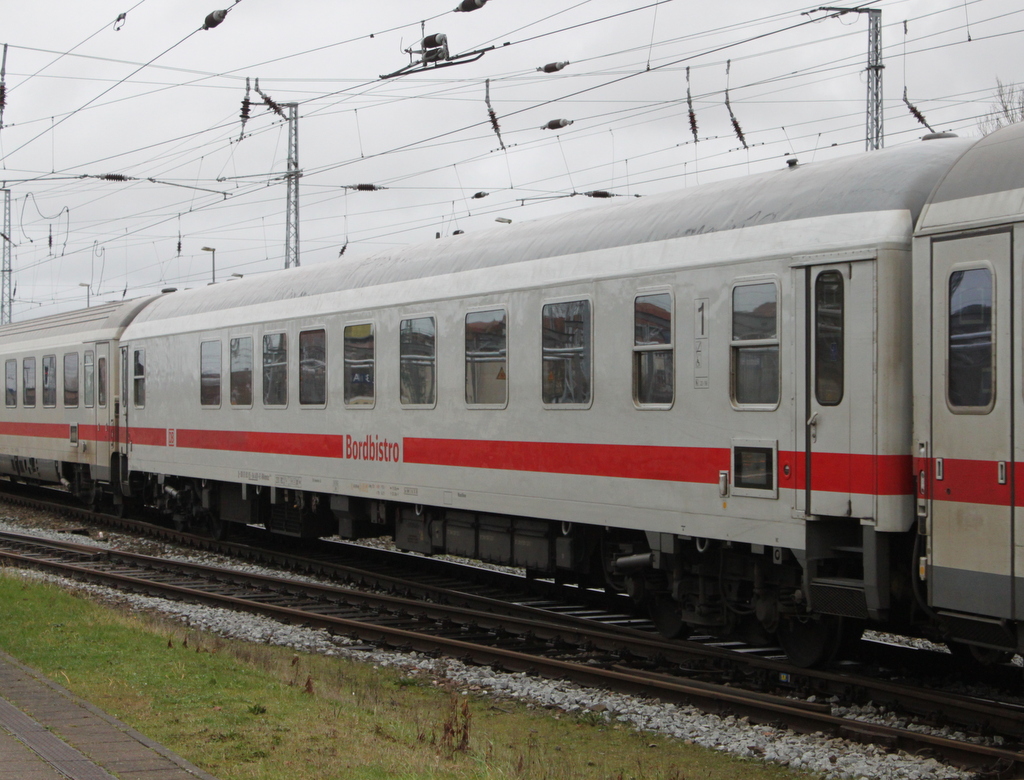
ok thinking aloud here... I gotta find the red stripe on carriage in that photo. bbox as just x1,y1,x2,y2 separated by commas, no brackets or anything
0,422,916,496
928,457,1013,507
404,438,731,484
404,439,913,496
0,422,116,443
174,429,345,458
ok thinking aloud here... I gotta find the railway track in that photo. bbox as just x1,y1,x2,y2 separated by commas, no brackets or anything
1,523,1023,775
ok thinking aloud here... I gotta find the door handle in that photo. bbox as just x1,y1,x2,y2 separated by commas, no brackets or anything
807,412,819,444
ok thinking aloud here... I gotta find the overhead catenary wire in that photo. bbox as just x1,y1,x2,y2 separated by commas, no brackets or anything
4,0,1016,315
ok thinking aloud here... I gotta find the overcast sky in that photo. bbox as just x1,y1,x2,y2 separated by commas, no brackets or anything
0,0,1020,320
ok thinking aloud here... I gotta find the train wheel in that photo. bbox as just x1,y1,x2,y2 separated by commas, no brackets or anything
948,642,1014,667
776,615,850,668
207,513,229,541
651,596,689,640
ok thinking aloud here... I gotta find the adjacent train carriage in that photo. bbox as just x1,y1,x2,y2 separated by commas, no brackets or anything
913,121,1024,659
0,298,156,503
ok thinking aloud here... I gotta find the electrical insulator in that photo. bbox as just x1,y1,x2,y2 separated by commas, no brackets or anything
348,184,386,191
541,118,573,130
203,9,228,29
584,190,613,198
455,0,487,11
423,47,448,63
472,191,489,199
422,33,447,49
538,61,569,73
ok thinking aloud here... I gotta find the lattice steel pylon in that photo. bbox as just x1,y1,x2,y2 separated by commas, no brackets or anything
865,8,883,150
818,6,884,150
284,103,301,269
1,189,11,325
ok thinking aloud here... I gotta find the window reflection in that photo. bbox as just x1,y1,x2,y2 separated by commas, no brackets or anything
344,324,375,405
633,293,672,405
299,329,327,405
64,353,79,408
400,317,435,406
263,333,288,406
230,336,253,406
948,268,993,408
542,300,591,405
466,310,507,405
23,358,36,407
814,272,844,406
200,341,221,406
4,360,15,407
731,283,779,405
43,355,57,407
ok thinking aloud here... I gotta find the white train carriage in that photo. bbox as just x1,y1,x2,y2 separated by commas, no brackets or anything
112,130,983,664
913,121,1024,657
0,298,156,502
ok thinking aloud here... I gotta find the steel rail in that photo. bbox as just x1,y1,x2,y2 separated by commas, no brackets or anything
0,530,1022,774
3,488,1024,740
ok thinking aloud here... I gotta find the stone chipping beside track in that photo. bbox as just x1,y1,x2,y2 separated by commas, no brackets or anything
0,515,979,780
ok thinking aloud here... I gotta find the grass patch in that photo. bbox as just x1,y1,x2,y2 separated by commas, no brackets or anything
0,571,809,779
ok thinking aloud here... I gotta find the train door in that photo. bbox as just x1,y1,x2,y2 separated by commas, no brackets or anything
798,260,877,519
95,342,113,478
929,231,1013,618
118,345,130,488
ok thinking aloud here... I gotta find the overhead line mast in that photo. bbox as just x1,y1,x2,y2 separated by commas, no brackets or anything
284,102,300,269
1,188,10,324
817,6,884,150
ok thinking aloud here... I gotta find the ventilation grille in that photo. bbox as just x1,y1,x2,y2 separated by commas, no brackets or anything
810,581,868,619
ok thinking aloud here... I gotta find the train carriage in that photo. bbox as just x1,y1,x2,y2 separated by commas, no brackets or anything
112,130,970,664
6,124,1024,667
913,121,1024,656
0,298,156,503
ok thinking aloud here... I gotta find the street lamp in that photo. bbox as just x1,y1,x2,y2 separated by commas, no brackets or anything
201,246,216,284
78,282,90,308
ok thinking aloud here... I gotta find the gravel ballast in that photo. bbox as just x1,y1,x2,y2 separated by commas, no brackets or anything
0,516,980,780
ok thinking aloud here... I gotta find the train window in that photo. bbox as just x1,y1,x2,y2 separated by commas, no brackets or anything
731,282,779,406
814,272,844,406
200,340,221,407
83,351,95,408
948,267,993,410
299,329,327,406
230,336,253,407
23,358,35,408
4,360,15,407
97,356,107,408
465,309,508,406
42,355,57,407
344,323,375,407
542,300,591,405
731,440,779,498
263,333,287,407
63,353,79,408
133,349,145,408
633,293,673,406
400,317,435,406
